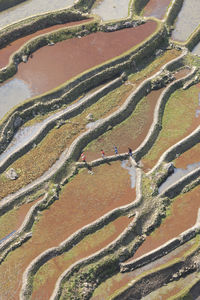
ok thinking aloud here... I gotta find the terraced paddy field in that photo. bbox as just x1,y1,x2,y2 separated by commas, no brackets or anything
0,1,200,300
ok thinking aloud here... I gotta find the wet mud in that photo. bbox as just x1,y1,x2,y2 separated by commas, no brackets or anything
92,237,197,300
133,185,200,260
0,195,42,240
85,88,163,162
143,0,171,19
0,21,157,121
0,162,135,297
142,78,200,171
31,215,132,300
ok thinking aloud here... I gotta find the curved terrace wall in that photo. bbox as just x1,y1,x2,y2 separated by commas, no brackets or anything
0,20,165,154
0,9,88,49
0,0,27,12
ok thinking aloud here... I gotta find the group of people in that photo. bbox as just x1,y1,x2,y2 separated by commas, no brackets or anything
81,146,133,163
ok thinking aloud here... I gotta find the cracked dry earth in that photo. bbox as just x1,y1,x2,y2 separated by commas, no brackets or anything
0,0,200,299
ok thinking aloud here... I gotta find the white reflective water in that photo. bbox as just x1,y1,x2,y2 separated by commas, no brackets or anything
0,0,75,30
0,94,89,164
159,161,200,194
91,0,130,21
172,0,200,42
192,42,200,56
121,160,136,188
0,78,32,120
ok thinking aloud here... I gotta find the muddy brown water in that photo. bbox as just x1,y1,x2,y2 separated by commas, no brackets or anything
0,162,135,297
91,237,197,300
132,185,200,260
0,20,157,121
0,19,90,69
31,215,132,300
143,0,171,19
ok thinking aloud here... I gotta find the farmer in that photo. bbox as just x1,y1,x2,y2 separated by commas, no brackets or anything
128,147,133,157
114,146,118,155
81,152,86,162
101,149,105,158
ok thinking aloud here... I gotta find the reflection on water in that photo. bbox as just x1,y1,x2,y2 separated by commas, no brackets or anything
0,94,88,163
0,0,75,30
0,78,32,120
143,0,171,19
121,160,136,188
92,0,130,21
159,161,200,194
172,0,200,42
192,42,200,56
0,230,16,243
85,120,102,129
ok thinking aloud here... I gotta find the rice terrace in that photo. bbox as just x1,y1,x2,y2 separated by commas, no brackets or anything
0,0,200,299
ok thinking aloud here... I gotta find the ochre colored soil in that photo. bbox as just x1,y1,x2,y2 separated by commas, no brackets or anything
142,80,200,171
133,185,200,259
0,195,43,240
31,216,132,299
0,162,135,298
175,137,200,169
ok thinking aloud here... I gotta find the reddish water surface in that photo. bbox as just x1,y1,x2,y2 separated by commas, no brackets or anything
0,19,90,69
15,20,157,95
0,162,135,297
143,0,171,19
31,215,132,300
133,185,200,260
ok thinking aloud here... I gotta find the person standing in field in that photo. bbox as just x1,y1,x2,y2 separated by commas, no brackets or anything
81,152,86,162
101,149,105,158
114,146,118,155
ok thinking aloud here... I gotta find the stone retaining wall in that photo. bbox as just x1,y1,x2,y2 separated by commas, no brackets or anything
0,21,165,155
120,209,200,272
0,77,123,174
133,64,196,162
0,9,88,49
164,0,184,26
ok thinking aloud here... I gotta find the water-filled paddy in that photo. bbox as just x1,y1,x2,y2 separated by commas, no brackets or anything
172,0,200,42
143,0,171,19
32,215,132,299
133,185,200,260
91,0,130,21
0,162,135,297
91,237,197,300
0,21,157,121
192,42,200,56
0,0,75,30
142,80,200,171
0,19,89,69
